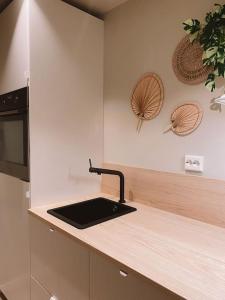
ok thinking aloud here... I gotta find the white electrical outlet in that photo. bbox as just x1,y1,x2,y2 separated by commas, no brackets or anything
185,155,204,173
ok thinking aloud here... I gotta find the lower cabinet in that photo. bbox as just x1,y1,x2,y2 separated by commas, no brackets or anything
30,215,183,300
31,277,51,300
30,215,90,300
90,252,182,300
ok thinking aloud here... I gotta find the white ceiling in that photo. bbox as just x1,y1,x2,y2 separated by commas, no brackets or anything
65,0,128,15
0,0,128,17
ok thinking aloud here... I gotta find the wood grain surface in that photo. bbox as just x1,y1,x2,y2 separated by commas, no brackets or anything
101,162,225,228
30,193,225,300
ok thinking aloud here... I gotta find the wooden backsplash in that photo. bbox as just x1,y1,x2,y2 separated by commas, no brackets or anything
101,163,225,228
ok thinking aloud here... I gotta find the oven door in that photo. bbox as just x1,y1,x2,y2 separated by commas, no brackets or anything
0,110,29,181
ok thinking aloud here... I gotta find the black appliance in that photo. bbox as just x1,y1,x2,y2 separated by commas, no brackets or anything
0,87,29,181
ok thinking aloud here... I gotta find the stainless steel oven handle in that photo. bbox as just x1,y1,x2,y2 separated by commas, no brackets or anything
0,109,26,116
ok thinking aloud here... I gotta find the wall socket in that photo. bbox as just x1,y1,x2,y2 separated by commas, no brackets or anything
185,155,204,173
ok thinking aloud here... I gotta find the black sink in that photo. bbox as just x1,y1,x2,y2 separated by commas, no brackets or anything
47,197,137,229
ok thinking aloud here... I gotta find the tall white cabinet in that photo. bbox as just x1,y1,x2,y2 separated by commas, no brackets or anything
0,0,103,299
29,0,104,207
0,1,30,299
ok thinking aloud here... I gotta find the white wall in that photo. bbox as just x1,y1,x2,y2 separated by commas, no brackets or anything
29,0,104,206
0,1,29,300
104,0,225,180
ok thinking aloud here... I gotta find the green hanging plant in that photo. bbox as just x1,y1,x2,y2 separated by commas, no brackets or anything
183,3,225,92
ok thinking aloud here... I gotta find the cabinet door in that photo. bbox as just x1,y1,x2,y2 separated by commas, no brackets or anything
56,228,90,300
31,277,51,300
30,215,90,300
30,215,60,296
90,252,182,300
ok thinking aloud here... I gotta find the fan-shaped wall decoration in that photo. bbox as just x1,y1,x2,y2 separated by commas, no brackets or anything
164,103,203,136
131,73,164,132
172,35,212,85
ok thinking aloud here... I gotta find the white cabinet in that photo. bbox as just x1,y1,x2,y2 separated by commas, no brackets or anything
30,215,90,300
90,252,182,300
30,215,183,300
31,277,51,300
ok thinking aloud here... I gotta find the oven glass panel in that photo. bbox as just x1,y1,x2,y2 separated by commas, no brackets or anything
0,119,24,165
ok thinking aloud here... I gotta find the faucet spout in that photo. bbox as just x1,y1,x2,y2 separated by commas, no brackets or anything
89,159,125,204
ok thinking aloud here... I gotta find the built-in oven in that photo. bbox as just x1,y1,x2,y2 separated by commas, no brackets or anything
0,87,29,181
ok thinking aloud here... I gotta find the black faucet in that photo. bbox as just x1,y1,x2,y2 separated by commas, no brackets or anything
89,159,125,204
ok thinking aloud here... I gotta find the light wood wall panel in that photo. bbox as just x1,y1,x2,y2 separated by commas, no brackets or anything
101,163,225,228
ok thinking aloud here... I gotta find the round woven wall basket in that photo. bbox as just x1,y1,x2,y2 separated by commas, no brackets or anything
172,35,211,85
165,102,203,136
131,73,164,132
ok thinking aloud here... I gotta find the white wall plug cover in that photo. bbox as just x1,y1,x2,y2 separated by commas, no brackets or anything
185,155,204,172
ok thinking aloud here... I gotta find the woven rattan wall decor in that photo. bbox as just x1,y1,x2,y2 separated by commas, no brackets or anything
173,35,211,85
164,102,203,136
131,73,164,132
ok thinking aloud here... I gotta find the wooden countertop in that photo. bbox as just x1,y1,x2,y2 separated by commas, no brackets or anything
29,193,225,300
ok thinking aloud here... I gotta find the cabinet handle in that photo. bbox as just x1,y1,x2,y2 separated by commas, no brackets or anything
49,228,54,232
119,270,128,278
50,296,58,300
